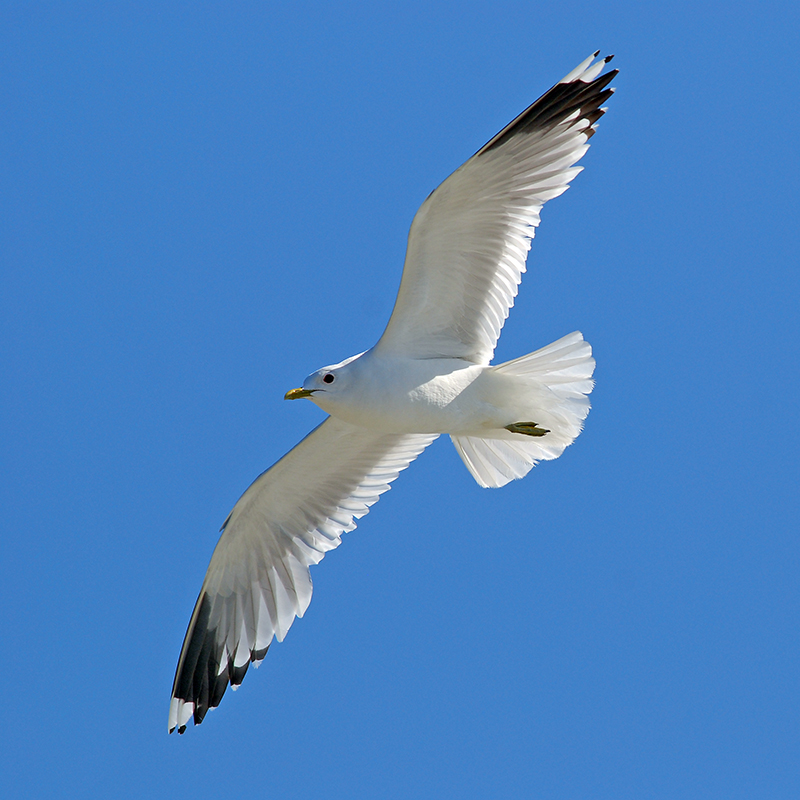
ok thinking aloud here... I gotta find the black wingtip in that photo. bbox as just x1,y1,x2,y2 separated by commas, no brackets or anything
477,55,618,157
170,587,274,733
230,660,250,688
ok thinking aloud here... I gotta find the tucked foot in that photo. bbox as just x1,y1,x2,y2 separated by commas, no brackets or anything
505,421,550,437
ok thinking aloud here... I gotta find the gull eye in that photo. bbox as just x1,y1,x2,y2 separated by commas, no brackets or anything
322,373,335,384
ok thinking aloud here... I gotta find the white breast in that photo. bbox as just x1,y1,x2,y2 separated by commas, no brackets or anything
311,351,488,434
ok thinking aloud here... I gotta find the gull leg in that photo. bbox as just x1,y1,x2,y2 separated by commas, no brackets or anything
504,421,550,437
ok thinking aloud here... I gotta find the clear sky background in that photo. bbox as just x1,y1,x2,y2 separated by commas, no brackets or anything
2,2,799,798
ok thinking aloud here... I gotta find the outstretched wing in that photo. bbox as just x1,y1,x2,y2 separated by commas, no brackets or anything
374,52,617,365
169,417,437,733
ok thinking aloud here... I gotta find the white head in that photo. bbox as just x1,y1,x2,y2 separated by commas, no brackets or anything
284,352,366,411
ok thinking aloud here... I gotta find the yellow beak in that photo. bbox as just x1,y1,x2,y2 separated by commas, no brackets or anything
284,387,315,400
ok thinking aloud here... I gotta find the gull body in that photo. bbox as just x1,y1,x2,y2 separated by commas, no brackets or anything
169,52,617,734
296,345,588,445
299,350,488,434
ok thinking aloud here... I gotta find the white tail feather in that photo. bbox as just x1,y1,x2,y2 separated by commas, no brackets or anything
451,332,595,488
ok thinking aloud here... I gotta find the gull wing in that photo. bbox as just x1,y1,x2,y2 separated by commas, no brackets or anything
374,53,617,364
169,417,438,733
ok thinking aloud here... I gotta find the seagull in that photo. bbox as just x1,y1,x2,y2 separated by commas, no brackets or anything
169,52,617,734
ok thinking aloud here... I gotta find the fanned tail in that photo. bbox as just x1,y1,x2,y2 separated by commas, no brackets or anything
451,332,595,488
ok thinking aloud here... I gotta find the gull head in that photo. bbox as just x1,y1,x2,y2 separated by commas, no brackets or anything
284,351,367,403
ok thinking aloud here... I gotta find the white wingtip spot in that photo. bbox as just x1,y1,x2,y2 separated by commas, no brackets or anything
559,52,598,84
560,51,614,85
168,697,179,733
168,698,195,733
580,59,606,83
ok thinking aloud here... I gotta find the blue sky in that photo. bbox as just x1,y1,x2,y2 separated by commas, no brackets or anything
2,2,799,798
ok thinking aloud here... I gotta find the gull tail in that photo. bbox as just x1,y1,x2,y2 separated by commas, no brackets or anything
451,332,595,488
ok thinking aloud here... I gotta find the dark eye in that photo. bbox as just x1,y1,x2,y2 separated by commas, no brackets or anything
322,373,335,384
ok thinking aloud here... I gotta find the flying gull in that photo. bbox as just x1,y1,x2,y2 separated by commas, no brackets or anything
169,52,617,733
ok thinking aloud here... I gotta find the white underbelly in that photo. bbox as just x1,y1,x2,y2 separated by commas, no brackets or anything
312,359,492,434
314,360,532,435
